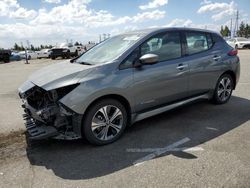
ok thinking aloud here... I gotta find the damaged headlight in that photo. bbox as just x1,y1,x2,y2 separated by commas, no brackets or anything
58,102,75,116
50,83,80,101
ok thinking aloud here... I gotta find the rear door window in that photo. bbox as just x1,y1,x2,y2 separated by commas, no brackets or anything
185,32,211,55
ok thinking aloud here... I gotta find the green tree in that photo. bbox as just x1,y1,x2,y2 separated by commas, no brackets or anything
20,45,25,51
220,25,230,37
246,24,250,38
30,44,35,51
238,22,245,37
14,43,20,51
224,26,230,37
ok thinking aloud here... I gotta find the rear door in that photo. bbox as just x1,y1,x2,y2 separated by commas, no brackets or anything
131,31,189,112
182,31,222,96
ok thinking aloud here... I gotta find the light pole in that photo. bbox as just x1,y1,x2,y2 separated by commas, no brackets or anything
25,48,29,64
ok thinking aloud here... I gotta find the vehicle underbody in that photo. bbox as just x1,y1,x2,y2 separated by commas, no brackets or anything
19,85,82,140
242,44,250,49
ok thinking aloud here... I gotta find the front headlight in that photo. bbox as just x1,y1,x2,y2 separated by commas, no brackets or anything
62,49,68,53
50,83,80,101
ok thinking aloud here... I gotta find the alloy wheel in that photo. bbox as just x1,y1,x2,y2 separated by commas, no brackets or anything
91,105,124,141
217,77,232,102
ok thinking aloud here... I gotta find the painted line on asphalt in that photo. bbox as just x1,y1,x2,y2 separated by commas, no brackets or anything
126,146,204,153
132,137,191,166
206,126,219,131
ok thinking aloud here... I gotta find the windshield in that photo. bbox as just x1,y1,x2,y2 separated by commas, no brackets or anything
74,34,143,65
237,38,249,42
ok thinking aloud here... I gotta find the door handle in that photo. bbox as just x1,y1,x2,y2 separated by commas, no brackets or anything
177,64,188,70
213,56,221,61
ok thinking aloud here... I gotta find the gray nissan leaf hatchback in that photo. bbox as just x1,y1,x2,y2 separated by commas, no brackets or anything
19,28,240,145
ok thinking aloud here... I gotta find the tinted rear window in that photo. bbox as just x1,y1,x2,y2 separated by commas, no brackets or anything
212,33,224,43
185,32,209,55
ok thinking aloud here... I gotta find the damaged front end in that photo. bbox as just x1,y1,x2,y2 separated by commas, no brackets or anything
19,82,82,140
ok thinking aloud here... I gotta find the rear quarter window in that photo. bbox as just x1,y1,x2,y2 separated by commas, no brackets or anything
212,33,224,43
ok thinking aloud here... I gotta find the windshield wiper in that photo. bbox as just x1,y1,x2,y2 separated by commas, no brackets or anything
77,61,93,65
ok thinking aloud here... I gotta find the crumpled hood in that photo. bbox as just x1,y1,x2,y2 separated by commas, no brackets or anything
29,61,95,90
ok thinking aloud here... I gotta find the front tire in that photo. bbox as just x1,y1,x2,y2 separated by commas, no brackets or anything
83,99,127,145
74,50,78,57
66,51,71,59
212,74,234,104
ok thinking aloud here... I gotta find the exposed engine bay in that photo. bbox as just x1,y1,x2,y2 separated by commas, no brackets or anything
19,84,82,140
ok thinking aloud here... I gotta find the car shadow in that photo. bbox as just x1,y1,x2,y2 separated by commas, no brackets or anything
26,96,250,180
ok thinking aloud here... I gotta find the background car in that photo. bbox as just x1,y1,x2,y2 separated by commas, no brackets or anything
10,51,21,61
50,43,78,59
0,49,11,63
227,37,250,49
36,49,51,59
75,46,86,55
19,50,38,60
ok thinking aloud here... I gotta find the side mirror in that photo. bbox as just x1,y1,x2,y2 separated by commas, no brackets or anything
139,54,159,65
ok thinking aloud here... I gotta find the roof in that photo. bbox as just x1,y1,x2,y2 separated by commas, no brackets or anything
123,27,219,36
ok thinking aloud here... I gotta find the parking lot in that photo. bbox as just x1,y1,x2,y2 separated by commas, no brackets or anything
0,51,250,187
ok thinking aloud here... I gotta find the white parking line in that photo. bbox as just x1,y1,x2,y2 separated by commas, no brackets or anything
206,126,219,131
126,146,204,153
131,137,191,166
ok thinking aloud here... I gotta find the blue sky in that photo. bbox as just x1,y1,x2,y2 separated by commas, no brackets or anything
0,0,249,48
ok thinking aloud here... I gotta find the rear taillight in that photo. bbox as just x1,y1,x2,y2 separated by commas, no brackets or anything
228,49,238,56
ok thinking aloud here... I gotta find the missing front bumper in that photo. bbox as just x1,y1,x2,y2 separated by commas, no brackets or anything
22,108,82,140
23,113,59,140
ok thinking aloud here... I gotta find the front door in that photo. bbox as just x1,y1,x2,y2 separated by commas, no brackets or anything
132,32,189,113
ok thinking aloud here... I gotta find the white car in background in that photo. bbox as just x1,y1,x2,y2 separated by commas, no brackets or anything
36,49,51,59
75,46,85,55
227,37,250,49
19,50,38,60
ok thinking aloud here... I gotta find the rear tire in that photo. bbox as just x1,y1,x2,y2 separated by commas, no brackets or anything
3,54,10,63
66,51,70,59
83,99,127,145
212,74,234,104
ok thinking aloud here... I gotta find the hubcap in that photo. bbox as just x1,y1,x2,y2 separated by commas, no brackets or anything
91,105,123,141
217,77,232,102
